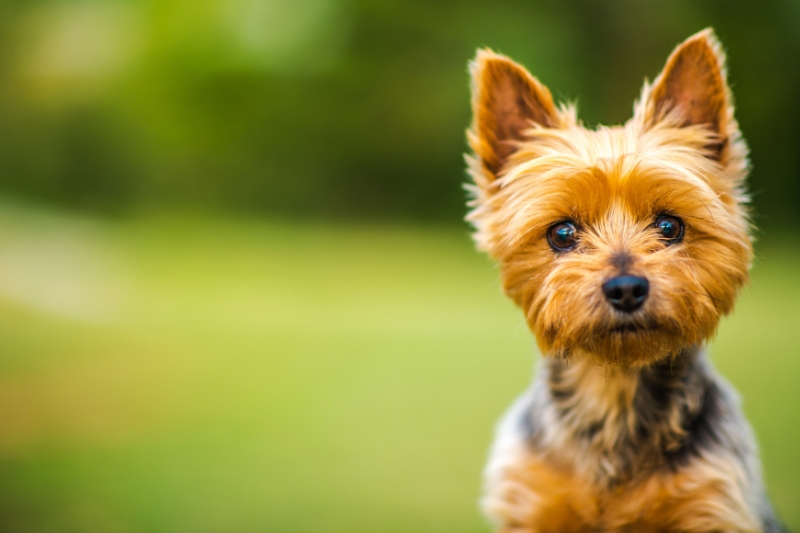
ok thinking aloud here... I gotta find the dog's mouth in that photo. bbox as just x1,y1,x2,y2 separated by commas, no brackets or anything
608,323,657,335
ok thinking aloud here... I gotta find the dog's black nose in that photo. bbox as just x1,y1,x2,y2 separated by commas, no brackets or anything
602,275,649,313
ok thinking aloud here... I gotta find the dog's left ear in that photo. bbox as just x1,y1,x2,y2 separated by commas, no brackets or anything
642,29,733,161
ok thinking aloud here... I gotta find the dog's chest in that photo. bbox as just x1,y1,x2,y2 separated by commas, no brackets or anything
488,449,758,533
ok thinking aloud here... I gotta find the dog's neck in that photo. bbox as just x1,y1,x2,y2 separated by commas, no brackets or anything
530,347,716,484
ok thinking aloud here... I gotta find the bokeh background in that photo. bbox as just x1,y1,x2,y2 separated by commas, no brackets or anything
0,1,798,531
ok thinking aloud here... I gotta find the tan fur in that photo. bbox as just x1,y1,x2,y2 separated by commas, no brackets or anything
486,451,760,533
466,29,780,532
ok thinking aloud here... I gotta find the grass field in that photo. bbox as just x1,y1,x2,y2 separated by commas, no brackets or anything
0,205,796,532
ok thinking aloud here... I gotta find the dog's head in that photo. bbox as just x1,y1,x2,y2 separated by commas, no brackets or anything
466,29,752,367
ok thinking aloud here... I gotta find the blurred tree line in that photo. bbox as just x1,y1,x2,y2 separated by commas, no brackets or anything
0,0,798,225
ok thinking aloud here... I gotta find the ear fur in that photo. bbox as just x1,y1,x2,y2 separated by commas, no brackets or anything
642,29,733,160
468,49,561,179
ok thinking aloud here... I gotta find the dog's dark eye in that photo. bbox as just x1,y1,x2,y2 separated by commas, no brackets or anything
547,221,578,252
655,215,684,243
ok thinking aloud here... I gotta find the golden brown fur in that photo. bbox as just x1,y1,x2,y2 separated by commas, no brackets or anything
466,29,783,532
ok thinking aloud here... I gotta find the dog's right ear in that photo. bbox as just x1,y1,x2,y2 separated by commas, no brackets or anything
468,50,561,180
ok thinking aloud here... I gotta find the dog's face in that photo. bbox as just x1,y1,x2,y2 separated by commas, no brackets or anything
467,30,752,367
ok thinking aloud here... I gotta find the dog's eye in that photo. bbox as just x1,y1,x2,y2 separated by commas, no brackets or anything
547,221,578,252
655,215,684,243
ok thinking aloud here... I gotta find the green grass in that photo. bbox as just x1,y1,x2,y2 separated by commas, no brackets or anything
0,206,796,532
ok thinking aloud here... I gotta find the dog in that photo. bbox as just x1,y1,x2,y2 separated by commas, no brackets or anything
465,29,784,532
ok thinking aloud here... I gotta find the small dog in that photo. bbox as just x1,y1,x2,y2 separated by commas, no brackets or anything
465,29,784,532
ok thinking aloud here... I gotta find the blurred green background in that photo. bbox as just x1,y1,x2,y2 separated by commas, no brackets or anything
0,1,798,532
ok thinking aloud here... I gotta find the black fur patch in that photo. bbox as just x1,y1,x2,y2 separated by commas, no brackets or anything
664,380,723,468
578,419,605,441
547,360,576,406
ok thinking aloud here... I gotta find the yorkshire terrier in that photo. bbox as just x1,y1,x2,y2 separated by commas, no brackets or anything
465,29,784,532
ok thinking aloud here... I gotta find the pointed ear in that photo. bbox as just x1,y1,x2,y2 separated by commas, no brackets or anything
468,49,561,179
644,29,732,159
